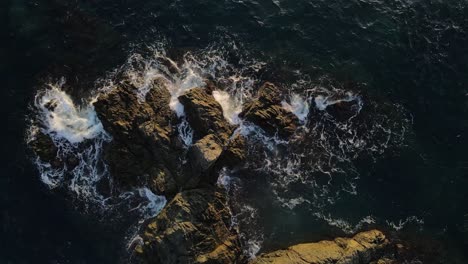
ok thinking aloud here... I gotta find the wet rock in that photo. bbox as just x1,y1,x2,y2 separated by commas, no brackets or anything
149,166,178,195
240,82,299,138
178,88,234,143
30,131,58,163
93,82,153,141
93,78,180,192
190,135,223,172
251,230,389,264
257,82,282,105
182,134,223,188
138,188,242,264
144,79,175,130
217,134,247,169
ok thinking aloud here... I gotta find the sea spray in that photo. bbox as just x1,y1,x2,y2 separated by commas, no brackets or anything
213,90,242,124
34,83,106,144
281,93,310,123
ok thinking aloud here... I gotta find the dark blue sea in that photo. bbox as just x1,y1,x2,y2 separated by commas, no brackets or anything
1,0,468,263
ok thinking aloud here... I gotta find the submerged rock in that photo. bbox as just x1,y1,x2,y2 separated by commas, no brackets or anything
137,188,242,264
240,82,299,138
251,230,389,264
30,131,58,163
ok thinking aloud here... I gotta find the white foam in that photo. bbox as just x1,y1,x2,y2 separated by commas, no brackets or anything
177,118,194,147
135,187,167,220
35,84,105,144
314,213,376,234
34,158,66,188
246,240,262,259
386,216,424,231
213,90,242,124
281,93,310,122
167,66,206,117
314,92,360,111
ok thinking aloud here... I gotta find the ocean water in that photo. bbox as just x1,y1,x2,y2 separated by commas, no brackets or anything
2,0,468,263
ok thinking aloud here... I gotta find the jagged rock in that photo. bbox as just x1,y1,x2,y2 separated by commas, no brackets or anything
144,79,175,131
251,230,389,264
240,83,299,138
149,166,178,195
93,83,153,141
137,188,242,264
178,88,234,143
93,78,180,193
217,134,247,169
183,134,223,188
190,135,223,172
103,142,153,186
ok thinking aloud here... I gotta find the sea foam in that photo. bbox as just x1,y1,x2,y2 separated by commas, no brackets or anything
281,93,310,122
35,84,105,144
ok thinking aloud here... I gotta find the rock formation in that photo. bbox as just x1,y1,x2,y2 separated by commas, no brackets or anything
240,82,299,138
136,188,242,264
251,230,389,264
93,77,181,195
178,87,234,143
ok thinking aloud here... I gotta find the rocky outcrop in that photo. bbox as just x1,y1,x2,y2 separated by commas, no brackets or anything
240,83,299,138
251,230,389,264
182,134,223,188
217,134,247,169
178,87,234,143
93,77,181,194
137,188,242,264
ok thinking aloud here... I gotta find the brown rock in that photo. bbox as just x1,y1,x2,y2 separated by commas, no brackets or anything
183,134,223,188
257,82,282,105
93,78,180,193
93,83,152,141
138,188,242,264
251,230,389,264
240,83,299,138
178,88,234,143
190,134,223,171
217,133,247,169
149,166,178,195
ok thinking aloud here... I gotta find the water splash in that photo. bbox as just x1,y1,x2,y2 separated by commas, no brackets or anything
213,90,242,124
34,80,106,144
281,93,310,122
314,213,376,234
314,92,361,112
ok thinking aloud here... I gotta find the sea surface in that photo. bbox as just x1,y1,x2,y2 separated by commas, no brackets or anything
2,0,468,263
